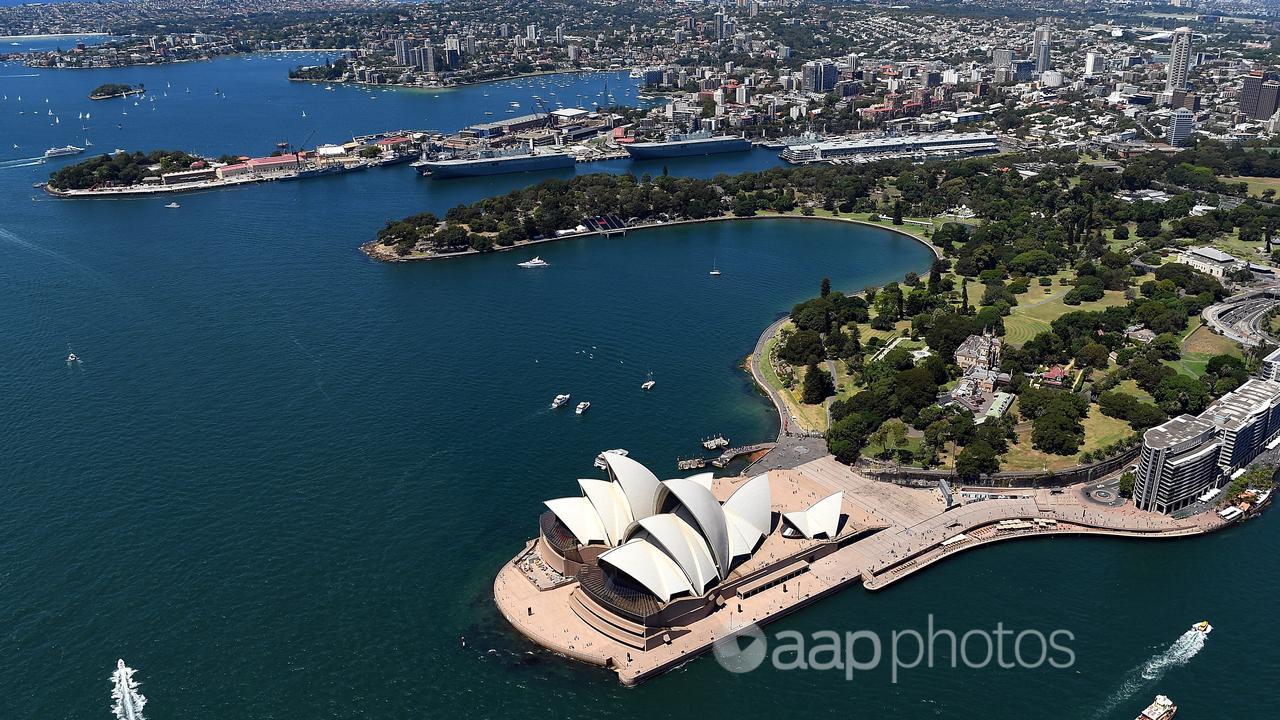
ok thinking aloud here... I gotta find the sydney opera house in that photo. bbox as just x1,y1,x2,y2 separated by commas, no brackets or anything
494,452,867,682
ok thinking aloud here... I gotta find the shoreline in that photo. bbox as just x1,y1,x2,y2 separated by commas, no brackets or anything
290,66,625,93
363,212,943,264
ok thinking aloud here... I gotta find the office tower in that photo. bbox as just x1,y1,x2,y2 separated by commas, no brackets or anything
1167,107,1195,146
1257,81,1280,122
1011,59,1036,82
992,48,1014,69
1166,27,1192,93
1033,26,1051,72
801,60,838,93
1241,71,1264,117
1084,51,1102,78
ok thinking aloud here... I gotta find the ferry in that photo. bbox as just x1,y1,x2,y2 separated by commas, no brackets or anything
518,256,549,268
575,401,590,415
622,131,751,160
551,393,571,410
1192,620,1212,635
1136,695,1177,720
43,145,84,159
702,435,729,450
593,448,629,470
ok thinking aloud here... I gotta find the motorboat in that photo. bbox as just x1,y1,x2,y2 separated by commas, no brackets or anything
575,401,590,415
550,393,571,410
518,256,549,268
165,202,180,209
594,449,628,469
66,352,79,363
641,380,656,390
1192,620,1212,635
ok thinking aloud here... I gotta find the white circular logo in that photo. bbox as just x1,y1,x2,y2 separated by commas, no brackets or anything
712,621,767,674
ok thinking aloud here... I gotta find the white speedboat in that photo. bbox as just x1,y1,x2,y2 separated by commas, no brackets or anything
164,202,180,209
518,256,549,268
575,401,590,415
550,393,570,409
1193,620,1212,635
66,352,78,363
641,379,656,390
594,448,628,469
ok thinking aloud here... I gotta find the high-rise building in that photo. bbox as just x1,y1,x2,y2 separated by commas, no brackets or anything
464,35,476,55
415,46,435,73
393,39,411,66
555,24,564,45
1084,51,1102,78
1033,26,1051,72
1167,107,1195,146
1166,27,1193,93
1011,59,1036,82
1134,379,1280,514
801,60,838,93
1257,81,1280,122
526,24,538,43
992,48,1014,70
714,11,726,40
1241,71,1265,117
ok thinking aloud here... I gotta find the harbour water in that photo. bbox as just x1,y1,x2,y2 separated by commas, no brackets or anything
0,54,1277,720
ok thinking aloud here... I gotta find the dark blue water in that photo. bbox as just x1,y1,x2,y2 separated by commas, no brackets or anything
0,54,1276,720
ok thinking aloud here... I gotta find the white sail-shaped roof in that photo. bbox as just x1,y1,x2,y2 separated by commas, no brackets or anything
604,453,662,521
629,514,720,593
685,472,715,491
661,477,731,578
782,491,844,539
545,497,608,545
598,539,694,602
723,474,772,538
578,479,633,546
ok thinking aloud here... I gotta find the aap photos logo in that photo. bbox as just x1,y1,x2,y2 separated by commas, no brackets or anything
712,622,767,674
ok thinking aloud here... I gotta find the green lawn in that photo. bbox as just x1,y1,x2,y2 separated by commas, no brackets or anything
999,406,1133,471
1237,175,1280,199
1115,378,1154,403
760,335,829,433
1166,324,1244,377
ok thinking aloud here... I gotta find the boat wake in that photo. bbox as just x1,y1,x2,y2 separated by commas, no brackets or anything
1092,629,1206,719
0,156,46,168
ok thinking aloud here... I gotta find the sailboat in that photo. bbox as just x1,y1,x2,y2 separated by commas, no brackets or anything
709,260,721,276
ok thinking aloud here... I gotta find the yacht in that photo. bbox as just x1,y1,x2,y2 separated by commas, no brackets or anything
550,393,571,410
43,145,84,159
709,260,721,276
575,401,590,415
593,448,629,470
641,379,656,391
518,256,549,268
165,202,180,209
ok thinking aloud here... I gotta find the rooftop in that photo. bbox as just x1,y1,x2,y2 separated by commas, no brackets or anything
1143,414,1217,450
1201,378,1280,432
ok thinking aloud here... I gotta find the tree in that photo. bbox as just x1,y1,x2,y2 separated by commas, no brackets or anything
802,363,835,404
956,440,1000,481
820,277,831,297
891,200,904,225
869,419,909,457
1118,471,1135,497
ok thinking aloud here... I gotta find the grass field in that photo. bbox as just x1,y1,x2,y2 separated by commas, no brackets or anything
760,336,829,433
1114,378,1154,403
1166,324,1244,377
1237,175,1280,199
999,407,1133,471
1002,273,1128,347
